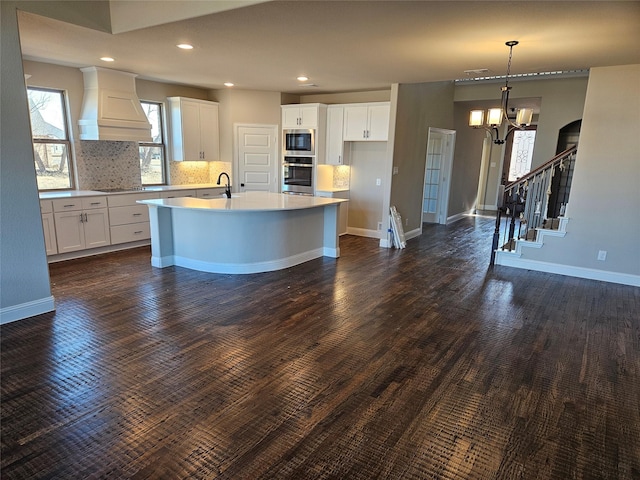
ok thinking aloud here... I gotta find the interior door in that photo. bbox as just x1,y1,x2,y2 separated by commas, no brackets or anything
235,125,278,192
422,128,455,224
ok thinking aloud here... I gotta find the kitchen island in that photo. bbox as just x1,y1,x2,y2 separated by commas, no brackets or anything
138,192,348,274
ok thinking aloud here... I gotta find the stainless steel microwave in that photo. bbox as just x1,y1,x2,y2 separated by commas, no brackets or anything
283,129,315,155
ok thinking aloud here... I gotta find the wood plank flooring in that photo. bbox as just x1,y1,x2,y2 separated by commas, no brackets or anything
2,214,639,479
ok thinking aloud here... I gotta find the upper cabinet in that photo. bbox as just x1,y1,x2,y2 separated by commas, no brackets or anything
168,97,219,161
343,102,390,141
324,105,345,165
281,104,324,129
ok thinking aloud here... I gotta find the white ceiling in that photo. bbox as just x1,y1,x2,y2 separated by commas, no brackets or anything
16,0,640,94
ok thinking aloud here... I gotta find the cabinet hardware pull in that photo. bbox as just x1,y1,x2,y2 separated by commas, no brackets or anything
133,213,142,216
84,213,88,222
79,213,84,223
90,202,101,205
64,204,75,208
134,231,143,234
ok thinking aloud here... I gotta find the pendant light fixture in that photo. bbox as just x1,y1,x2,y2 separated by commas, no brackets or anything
469,41,534,145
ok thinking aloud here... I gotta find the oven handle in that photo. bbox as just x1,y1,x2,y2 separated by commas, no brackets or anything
283,163,313,167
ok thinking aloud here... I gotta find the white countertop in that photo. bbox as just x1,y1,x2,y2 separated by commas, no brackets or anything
39,184,223,199
139,191,347,212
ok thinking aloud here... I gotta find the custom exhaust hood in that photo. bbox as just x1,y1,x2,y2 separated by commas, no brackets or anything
78,66,152,142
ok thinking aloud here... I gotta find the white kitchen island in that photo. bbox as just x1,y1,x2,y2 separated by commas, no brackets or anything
138,192,347,274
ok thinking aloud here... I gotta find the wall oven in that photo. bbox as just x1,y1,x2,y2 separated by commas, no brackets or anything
282,156,314,195
283,129,315,155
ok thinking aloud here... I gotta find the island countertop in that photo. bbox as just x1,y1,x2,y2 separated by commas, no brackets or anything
138,191,347,212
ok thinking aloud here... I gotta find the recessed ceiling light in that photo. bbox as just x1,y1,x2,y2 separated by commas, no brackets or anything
224,82,234,87
176,43,194,50
100,57,115,62
297,76,309,82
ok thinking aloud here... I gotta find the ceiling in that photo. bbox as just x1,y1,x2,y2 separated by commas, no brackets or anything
16,0,640,95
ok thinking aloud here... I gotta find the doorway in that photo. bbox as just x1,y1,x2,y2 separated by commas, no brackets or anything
234,124,279,192
422,128,455,224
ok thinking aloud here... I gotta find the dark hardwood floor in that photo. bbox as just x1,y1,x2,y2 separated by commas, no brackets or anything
2,214,639,479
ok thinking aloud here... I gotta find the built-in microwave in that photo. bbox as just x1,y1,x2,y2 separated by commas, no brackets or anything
283,129,315,155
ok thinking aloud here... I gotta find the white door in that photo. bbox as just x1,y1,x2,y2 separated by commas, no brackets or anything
422,128,455,224
235,125,279,192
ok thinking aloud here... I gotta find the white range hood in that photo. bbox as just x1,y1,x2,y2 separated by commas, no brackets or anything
78,66,152,142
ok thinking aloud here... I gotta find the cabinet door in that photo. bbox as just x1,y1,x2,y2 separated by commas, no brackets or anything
181,100,202,161
84,208,111,249
199,103,220,161
54,211,85,253
325,106,345,165
299,105,318,128
367,104,390,141
343,106,368,140
41,213,58,255
282,107,302,128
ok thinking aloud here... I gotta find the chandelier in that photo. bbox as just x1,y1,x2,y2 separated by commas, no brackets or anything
469,41,533,145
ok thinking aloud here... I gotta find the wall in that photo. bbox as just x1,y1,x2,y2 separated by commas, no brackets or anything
300,90,391,105
389,82,455,233
214,88,282,164
0,2,54,322
522,64,640,279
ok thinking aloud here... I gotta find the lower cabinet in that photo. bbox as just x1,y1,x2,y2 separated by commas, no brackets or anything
40,200,58,255
107,192,155,244
54,208,110,253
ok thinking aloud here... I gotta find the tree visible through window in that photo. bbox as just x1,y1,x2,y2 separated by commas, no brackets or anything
139,102,166,185
27,87,74,190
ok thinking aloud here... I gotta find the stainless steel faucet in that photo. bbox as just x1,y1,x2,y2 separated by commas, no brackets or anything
216,172,231,198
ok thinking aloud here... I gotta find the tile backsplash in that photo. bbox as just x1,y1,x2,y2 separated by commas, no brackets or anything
76,140,231,189
76,141,141,190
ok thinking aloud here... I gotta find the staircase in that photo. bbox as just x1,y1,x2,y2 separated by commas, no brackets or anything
490,146,578,265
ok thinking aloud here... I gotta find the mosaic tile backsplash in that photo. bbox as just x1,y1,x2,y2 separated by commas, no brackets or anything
76,141,141,190
76,140,231,189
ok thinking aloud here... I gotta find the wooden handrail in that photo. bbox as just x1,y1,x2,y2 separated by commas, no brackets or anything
505,146,577,190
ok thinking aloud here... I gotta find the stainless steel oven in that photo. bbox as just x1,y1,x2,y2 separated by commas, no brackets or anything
283,129,315,155
282,156,314,195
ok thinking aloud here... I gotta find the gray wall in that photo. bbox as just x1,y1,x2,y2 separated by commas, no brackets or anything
522,64,640,278
389,82,455,233
1,2,53,322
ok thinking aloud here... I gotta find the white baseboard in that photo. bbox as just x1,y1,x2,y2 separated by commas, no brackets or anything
48,240,150,263
495,254,640,287
447,210,476,224
347,227,382,239
404,227,421,240
156,248,326,274
0,296,55,324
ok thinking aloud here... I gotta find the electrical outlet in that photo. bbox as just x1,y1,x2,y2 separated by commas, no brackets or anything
405,218,409,226
377,222,383,230
376,178,381,186
393,166,399,175
597,250,607,261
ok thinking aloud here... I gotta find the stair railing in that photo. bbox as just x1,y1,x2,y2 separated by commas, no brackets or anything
490,146,578,265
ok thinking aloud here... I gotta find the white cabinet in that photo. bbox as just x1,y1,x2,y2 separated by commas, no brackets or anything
168,97,220,161
108,192,155,245
161,189,196,199
52,196,110,253
40,200,58,255
196,188,225,198
324,106,346,165
343,102,390,141
281,104,323,128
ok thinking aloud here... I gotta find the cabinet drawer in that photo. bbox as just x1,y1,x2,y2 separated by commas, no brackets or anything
161,190,196,199
107,192,157,207
52,196,107,212
110,222,151,244
40,200,53,214
196,188,224,198
109,205,150,226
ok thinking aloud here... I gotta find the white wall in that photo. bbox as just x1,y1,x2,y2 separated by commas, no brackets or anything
522,65,640,280
1,2,54,323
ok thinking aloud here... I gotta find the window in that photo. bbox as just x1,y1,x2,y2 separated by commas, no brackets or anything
27,87,74,190
508,130,537,181
139,101,166,185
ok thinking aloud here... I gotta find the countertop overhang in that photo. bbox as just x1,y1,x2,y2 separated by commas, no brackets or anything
138,191,347,213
